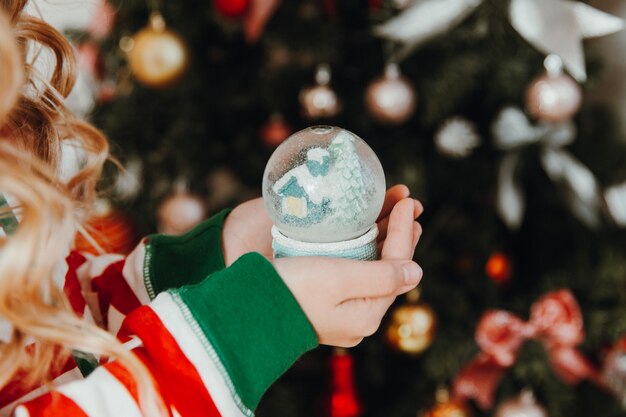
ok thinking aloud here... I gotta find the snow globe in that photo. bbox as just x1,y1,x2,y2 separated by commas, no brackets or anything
262,125,385,260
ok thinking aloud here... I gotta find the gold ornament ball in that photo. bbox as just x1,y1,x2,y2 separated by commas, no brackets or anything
365,64,416,125
386,302,436,355
525,73,582,123
126,13,189,87
425,401,471,417
158,192,207,235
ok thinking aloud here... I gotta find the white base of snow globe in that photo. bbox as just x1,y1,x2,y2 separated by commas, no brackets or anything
271,225,379,260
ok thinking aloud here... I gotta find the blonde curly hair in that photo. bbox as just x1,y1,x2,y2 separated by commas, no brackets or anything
0,1,162,414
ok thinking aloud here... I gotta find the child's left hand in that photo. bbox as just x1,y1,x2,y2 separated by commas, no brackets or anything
221,184,422,266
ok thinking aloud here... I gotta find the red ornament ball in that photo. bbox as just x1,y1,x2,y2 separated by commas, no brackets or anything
158,192,207,235
74,200,137,255
261,114,291,147
486,252,512,284
214,0,249,18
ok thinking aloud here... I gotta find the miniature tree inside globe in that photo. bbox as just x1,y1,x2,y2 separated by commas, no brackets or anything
262,126,385,260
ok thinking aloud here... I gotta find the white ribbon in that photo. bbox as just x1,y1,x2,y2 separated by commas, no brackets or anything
373,0,482,59
492,107,601,229
375,0,623,76
510,0,623,82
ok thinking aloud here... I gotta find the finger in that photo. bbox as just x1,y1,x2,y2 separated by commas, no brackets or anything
377,199,424,243
377,184,410,221
376,216,389,243
410,221,422,259
333,258,423,299
381,198,416,260
413,199,425,219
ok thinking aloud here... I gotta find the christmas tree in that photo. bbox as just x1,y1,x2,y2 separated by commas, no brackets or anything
69,0,626,415
328,131,367,226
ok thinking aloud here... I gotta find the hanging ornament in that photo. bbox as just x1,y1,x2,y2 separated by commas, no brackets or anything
510,0,624,82
328,348,362,417
364,63,416,125
525,55,582,123
386,288,436,355
485,252,512,284
601,337,626,407
299,64,341,120
114,157,143,201
494,390,547,417
123,12,189,88
425,387,471,417
74,199,137,255
435,117,481,158
261,113,292,148
157,189,207,235
214,0,250,19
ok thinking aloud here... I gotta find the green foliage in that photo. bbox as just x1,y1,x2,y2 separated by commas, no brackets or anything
92,0,626,415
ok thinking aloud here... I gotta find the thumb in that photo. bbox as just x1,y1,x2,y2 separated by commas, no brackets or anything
332,258,423,300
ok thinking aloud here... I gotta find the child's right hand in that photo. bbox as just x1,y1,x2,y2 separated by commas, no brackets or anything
272,197,422,347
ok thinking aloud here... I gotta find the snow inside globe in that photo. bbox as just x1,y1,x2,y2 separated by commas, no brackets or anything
262,126,385,260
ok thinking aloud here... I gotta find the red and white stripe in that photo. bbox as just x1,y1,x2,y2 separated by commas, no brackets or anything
2,243,155,415
15,293,248,417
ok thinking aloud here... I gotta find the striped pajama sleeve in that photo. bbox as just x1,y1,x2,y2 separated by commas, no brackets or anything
15,253,319,417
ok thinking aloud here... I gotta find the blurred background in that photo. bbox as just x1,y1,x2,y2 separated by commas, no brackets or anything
34,0,626,416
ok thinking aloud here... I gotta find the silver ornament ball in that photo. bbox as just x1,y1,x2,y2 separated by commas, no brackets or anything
364,63,416,125
526,73,582,123
300,64,340,120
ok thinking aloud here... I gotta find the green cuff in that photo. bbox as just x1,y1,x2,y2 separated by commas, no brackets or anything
144,209,231,299
171,252,318,411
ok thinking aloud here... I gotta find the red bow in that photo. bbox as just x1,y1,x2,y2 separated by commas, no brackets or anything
453,289,600,409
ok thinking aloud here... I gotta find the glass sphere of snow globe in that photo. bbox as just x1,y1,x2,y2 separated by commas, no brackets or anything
262,125,385,243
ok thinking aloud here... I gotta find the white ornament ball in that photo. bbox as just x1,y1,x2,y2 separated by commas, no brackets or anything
364,63,416,125
262,126,385,243
158,192,207,235
435,117,481,158
299,64,341,120
525,73,582,123
494,391,547,417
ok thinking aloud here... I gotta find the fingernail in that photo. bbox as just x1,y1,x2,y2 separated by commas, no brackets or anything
402,262,422,285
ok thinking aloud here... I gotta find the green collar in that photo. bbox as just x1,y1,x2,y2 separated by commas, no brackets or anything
0,193,18,235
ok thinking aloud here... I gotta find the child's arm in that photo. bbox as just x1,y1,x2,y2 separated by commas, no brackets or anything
15,198,422,417
70,209,232,335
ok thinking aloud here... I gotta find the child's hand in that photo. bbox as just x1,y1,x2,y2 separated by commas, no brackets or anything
221,184,421,266
273,197,423,347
